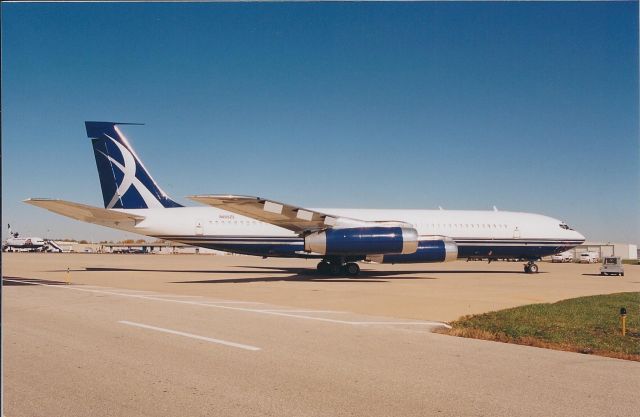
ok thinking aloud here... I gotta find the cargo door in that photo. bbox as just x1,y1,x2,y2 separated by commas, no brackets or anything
195,220,204,236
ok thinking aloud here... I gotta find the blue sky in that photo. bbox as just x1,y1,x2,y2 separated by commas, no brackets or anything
2,2,638,243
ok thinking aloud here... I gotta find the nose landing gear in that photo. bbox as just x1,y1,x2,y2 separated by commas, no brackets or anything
524,261,539,274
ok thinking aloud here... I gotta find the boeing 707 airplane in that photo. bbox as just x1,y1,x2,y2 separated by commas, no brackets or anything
26,122,585,276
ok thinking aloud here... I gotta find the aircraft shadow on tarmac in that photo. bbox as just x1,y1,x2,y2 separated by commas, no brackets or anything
2,277,69,286
51,266,439,283
172,268,438,284
44,265,533,284
173,267,540,284
53,266,528,275
169,267,441,283
581,273,624,277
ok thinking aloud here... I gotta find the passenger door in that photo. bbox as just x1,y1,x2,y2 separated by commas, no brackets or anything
513,227,520,239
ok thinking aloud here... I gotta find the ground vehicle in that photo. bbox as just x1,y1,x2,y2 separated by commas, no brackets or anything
551,251,574,263
579,252,599,263
600,257,624,276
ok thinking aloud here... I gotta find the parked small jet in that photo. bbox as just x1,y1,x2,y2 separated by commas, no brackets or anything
26,122,585,275
3,225,47,252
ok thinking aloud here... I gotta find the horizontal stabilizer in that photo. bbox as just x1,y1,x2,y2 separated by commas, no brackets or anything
24,199,144,226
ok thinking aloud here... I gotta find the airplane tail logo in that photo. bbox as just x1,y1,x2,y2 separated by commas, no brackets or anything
85,121,182,209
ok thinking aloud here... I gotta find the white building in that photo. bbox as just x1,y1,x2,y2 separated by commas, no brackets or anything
569,242,638,260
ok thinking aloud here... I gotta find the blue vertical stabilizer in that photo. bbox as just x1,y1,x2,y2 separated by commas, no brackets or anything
85,121,182,209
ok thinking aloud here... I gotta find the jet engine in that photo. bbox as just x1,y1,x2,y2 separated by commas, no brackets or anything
370,237,458,263
304,226,419,255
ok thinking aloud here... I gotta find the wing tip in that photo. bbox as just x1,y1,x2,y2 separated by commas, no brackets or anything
24,198,54,204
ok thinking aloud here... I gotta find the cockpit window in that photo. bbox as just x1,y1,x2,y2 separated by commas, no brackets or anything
559,223,574,230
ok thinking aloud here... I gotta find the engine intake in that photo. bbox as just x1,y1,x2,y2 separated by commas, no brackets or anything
305,226,418,255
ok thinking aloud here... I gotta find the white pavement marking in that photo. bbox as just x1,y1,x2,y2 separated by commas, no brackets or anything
350,321,447,325
118,320,261,351
201,301,265,304
3,278,451,329
257,309,345,314
142,294,204,299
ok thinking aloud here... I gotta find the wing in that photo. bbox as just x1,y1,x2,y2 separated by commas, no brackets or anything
24,198,144,227
188,194,367,234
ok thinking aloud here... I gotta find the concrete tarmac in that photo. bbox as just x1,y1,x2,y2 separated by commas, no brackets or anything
3,253,640,416
3,253,639,321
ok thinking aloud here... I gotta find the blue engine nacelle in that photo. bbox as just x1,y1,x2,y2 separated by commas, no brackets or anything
304,226,419,255
375,238,458,263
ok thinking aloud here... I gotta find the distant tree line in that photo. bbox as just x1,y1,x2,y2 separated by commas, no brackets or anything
52,238,151,244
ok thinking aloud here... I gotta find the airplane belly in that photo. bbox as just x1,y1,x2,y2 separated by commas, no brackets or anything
202,242,305,257
456,240,579,260
154,235,305,257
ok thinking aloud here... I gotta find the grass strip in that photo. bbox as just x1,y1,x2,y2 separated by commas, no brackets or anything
438,292,640,361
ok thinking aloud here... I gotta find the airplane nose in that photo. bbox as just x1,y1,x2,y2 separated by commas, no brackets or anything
574,230,585,243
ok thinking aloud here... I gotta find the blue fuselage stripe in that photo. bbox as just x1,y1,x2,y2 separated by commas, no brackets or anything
152,235,582,260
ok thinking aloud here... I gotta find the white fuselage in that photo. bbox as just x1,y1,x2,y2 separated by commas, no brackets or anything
4,237,45,247
111,206,584,244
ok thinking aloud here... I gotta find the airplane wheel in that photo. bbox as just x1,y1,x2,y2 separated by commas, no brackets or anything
524,265,531,273
529,264,538,274
317,262,330,274
329,263,342,276
345,262,360,277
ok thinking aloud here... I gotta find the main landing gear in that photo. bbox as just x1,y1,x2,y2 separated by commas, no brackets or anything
524,261,539,274
317,260,360,277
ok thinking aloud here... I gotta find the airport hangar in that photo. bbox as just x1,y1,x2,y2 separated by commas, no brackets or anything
566,241,638,260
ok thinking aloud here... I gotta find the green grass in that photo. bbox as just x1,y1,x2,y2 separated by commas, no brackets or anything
440,292,640,361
